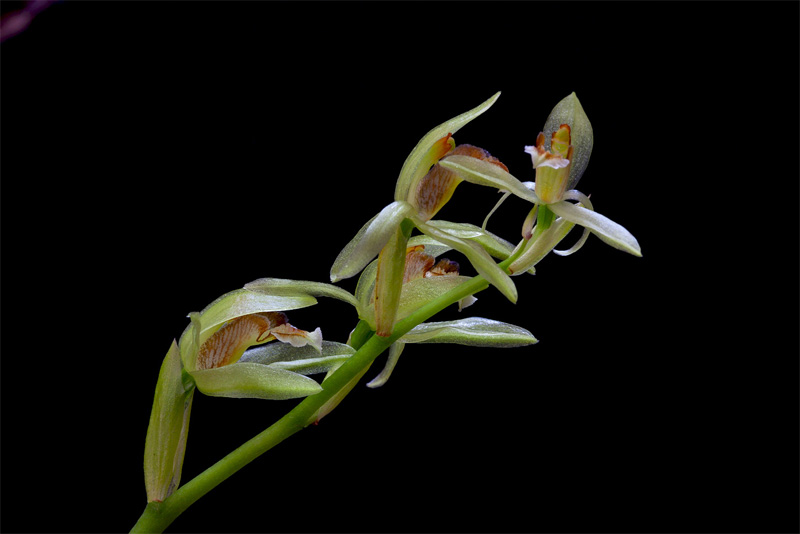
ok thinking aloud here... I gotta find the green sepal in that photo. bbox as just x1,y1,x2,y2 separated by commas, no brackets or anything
244,278,360,309
438,155,540,204
330,201,414,283
547,200,641,257
400,317,538,346
394,92,501,202
189,363,322,400
239,341,356,376
144,340,195,503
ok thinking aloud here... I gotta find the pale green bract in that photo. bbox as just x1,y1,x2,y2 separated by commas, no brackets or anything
144,340,193,503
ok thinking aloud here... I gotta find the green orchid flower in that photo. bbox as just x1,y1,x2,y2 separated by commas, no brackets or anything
177,289,326,399
351,235,538,388
330,92,523,337
144,287,335,503
438,92,642,273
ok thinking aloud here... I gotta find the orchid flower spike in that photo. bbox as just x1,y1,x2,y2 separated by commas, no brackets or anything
437,92,642,274
331,92,526,337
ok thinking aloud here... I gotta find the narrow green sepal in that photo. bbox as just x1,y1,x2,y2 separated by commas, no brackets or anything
394,92,501,202
438,155,540,204
189,363,322,400
547,200,641,257
244,278,359,309
400,317,538,346
330,201,414,283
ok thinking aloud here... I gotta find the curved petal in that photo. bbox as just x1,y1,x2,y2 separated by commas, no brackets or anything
482,190,512,232
547,200,642,257
400,317,538,347
244,278,359,309
330,201,414,282
189,363,322,400
416,220,518,303
366,341,405,389
438,155,540,204
394,92,501,202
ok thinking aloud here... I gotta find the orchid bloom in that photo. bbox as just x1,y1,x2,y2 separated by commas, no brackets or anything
145,286,351,502
438,92,641,273
356,236,538,388
330,92,524,337
178,289,326,399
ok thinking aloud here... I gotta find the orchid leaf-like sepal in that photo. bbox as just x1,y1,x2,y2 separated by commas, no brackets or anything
394,92,501,202
547,200,641,257
367,317,538,388
330,201,414,283
244,278,359,309
437,155,540,204
144,340,194,503
400,317,538,346
189,363,322,400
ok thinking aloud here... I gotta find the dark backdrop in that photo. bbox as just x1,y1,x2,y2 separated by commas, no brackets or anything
2,2,798,533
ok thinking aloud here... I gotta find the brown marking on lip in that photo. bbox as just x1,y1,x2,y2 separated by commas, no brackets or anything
196,312,289,370
413,143,509,221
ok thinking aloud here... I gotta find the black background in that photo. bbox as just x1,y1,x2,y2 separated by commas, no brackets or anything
1,2,798,533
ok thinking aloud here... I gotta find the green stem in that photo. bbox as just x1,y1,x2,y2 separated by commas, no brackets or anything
131,273,492,533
